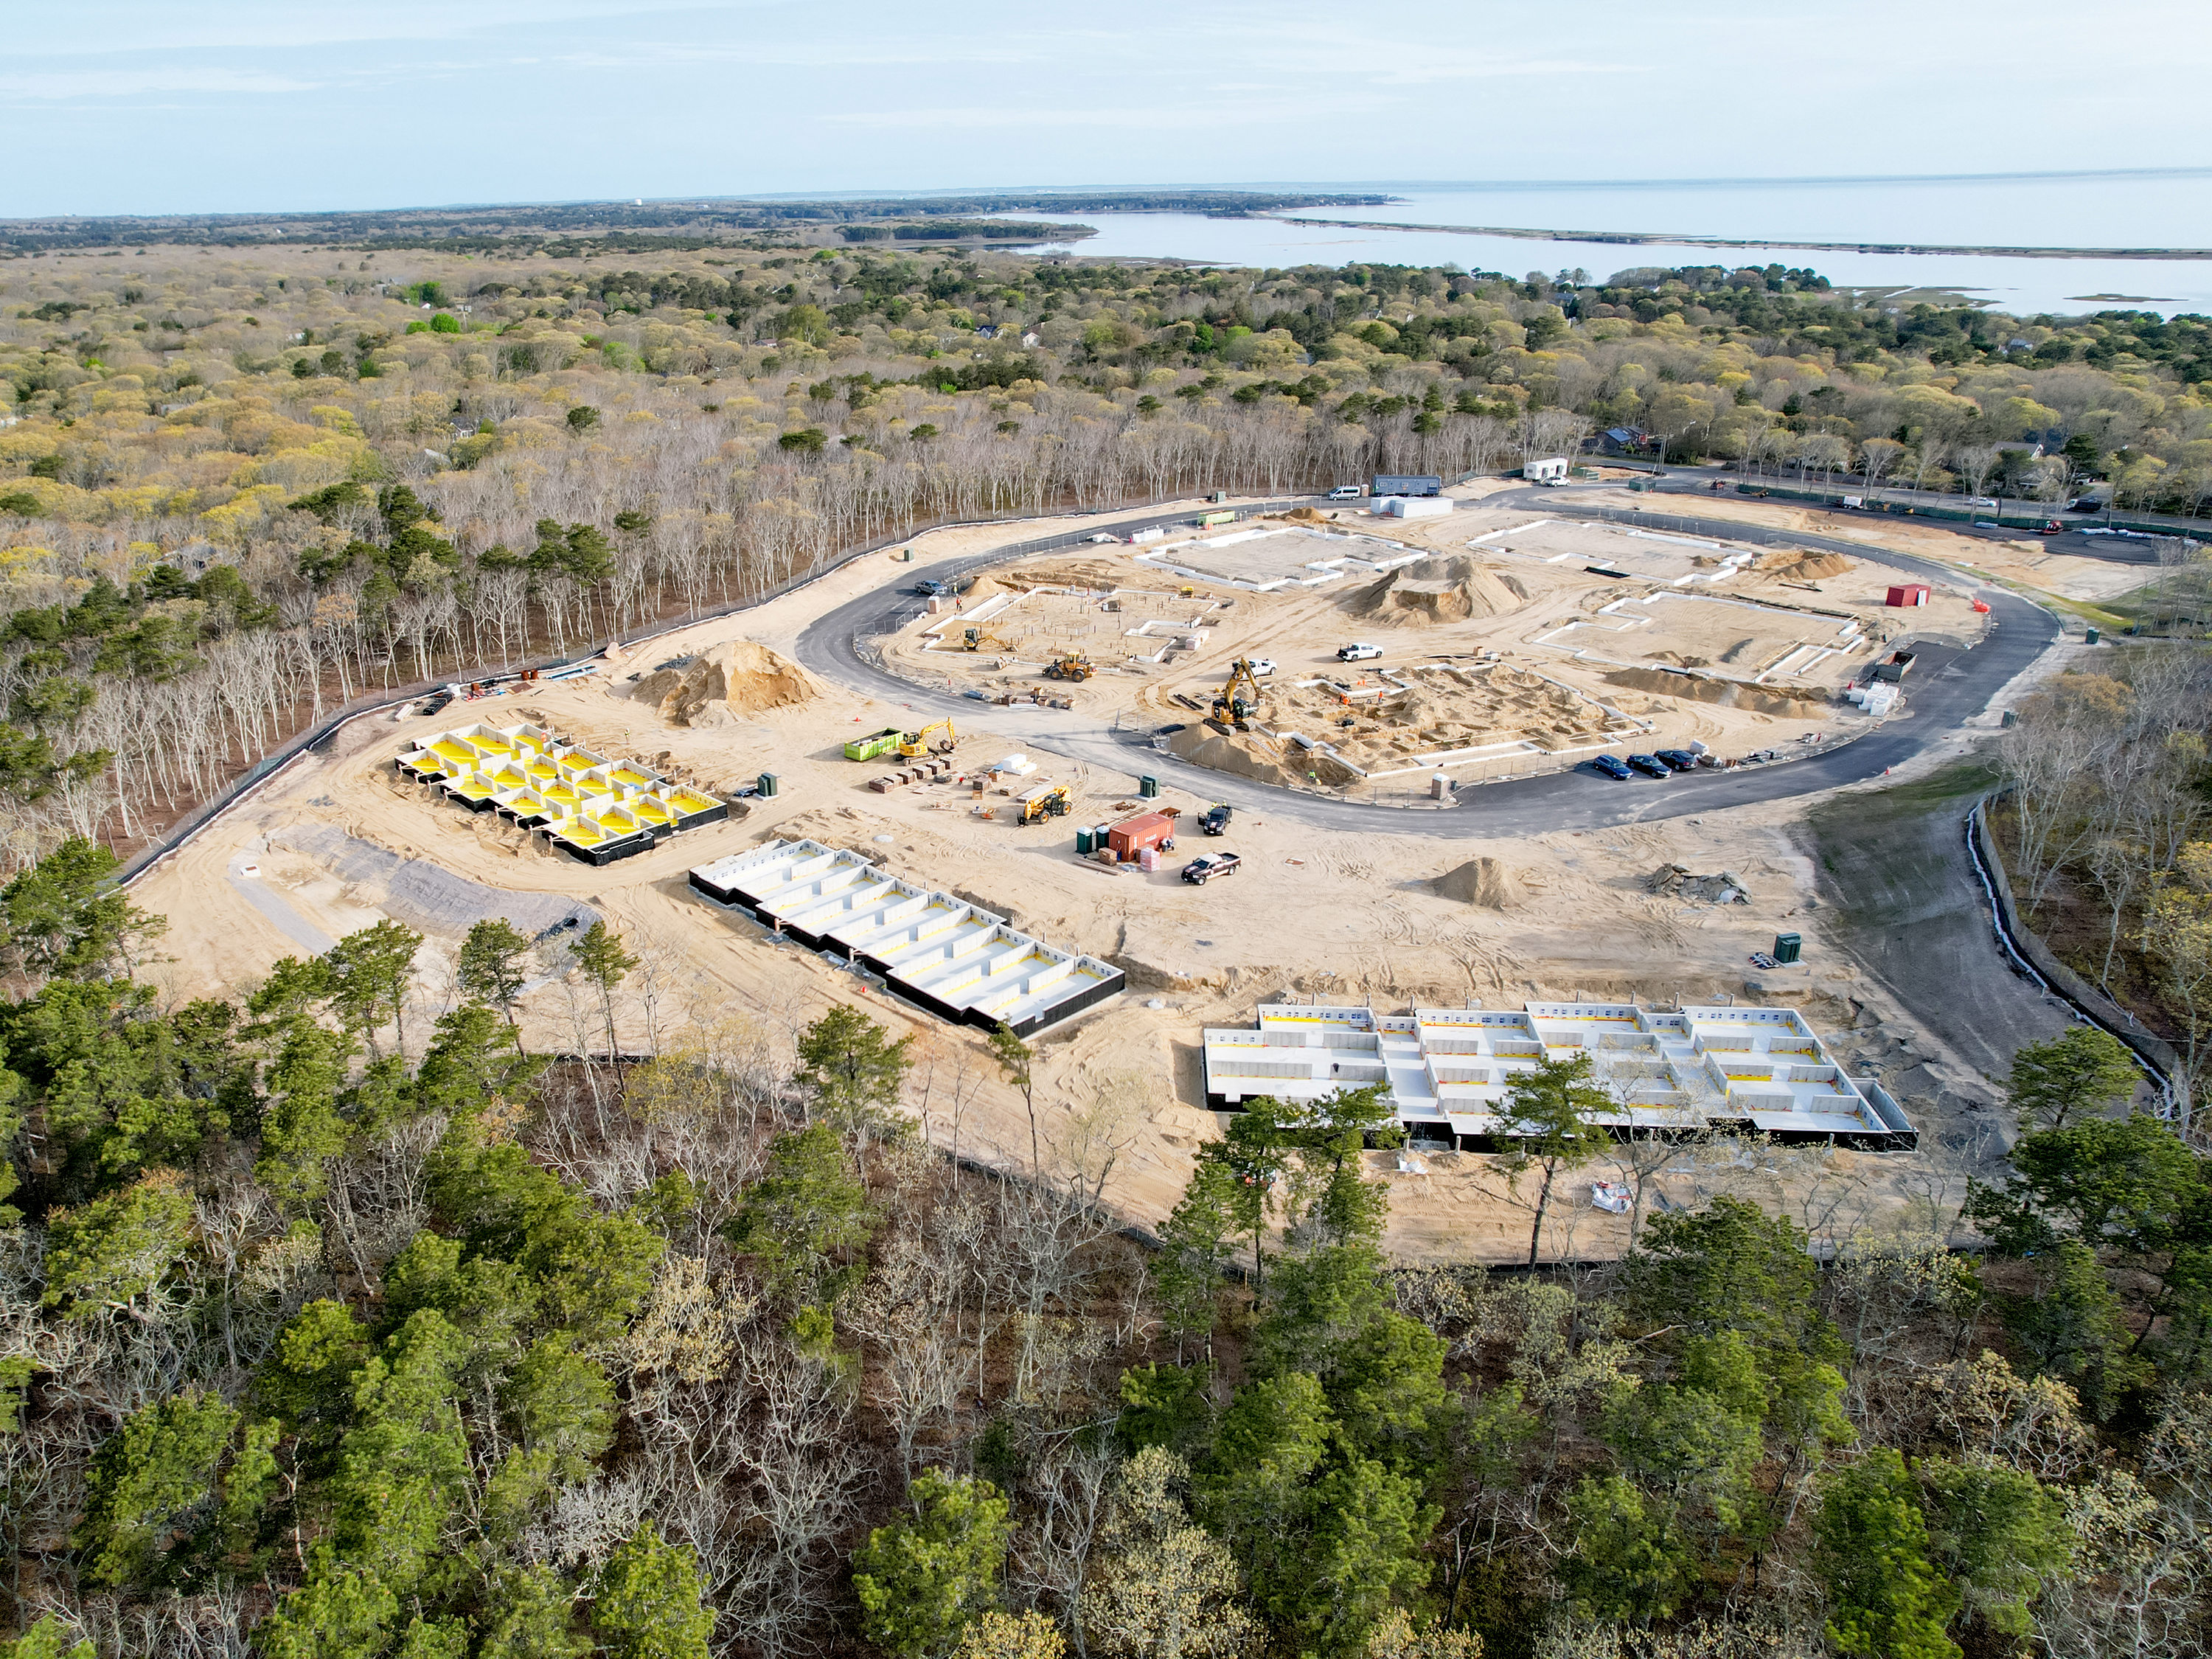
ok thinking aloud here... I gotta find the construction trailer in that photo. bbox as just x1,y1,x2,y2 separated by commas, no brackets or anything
1523,457,1570,483
1372,473,1442,497
396,721,727,865
1201,1001,1916,1150
689,838,1124,1036
1106,810,1179,861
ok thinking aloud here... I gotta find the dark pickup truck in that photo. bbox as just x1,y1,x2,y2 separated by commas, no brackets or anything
1182,853,1242,885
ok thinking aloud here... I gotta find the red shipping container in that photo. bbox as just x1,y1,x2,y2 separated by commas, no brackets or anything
1107,811,1178,860
1885,583,1930,608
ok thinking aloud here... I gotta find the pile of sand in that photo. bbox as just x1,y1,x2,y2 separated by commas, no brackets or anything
1433,856,1525,909
1755,549,1854,582
1346,555,1528,627
631,640,818,726
1646,863,1750,905
1274,506,1329,524
1168,724,1357,788
1603,666,1830,719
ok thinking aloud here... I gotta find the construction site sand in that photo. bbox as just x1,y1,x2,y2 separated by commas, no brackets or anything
1201,661,1644,779
890,534,1863,788
1570,488,2157,605
1551,592,1860,683
128,496,2008,1264
629,640,818,726
1346,555,1529,627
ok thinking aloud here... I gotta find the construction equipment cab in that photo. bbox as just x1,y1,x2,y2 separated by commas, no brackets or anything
1201,802,1232,835
1043,655,1093,682
1016,782,1071,825
897,718,957,758
1211,658,1266,731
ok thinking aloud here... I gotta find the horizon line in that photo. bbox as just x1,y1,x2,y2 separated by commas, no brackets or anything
7,167,2211,224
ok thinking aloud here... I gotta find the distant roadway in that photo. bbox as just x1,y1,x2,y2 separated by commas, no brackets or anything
790,482,2064,837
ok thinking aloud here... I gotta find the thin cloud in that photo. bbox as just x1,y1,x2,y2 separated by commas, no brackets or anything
0,66,319,99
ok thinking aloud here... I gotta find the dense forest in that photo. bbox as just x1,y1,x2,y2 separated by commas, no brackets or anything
0,240,2206,863
0,836,2206,1659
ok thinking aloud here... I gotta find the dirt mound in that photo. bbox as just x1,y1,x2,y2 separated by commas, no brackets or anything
1602,667,1830,718
1273,506,1329,524
631,640,818,726
1167,724,1357,788
1755,549,1854,582
1433,857,1525,909
1346,555,1528,627
1645,863,1750,904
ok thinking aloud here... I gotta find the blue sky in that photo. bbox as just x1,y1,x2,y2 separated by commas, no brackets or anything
5,0,2208,217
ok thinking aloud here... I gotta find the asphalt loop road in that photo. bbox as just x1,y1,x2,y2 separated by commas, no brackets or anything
793,483,2063,840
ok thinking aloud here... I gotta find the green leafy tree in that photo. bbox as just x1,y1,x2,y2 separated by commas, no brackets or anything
75,1389,250,1587
458,917,533,1035
593,1522,714,1659
2006,1026,2140,1130
0,1619,94,1659
1563,1474,1694,1625
476,1562,582,1659
569,920,638,1062
852,1470,1015,1658
726,1121,878,1304
41,1168,195,1320
1919,1458,2072,1637
2000,1237,2149,1417
796,1002,912,1133
1156,1157,1239,1353
325,919,423,1056
256,1019,355,1208
1815,1450,1960,1659
0,835,162,984
1498,1053,1611,1265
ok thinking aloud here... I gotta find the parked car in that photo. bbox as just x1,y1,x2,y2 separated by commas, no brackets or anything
1338,642,1383,662
1327,485,1363,501
1654,749,1699,771
1590,754,1634,780
1627,754,1672,779
1201,803,1233,835
1246,658,1278,677
1182,852,1242,885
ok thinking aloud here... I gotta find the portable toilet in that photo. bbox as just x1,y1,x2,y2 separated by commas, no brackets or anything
1773,932,1802,964
1075,826,1096,855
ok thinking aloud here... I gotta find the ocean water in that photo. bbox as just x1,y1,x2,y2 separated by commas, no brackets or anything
1000,174,2212,316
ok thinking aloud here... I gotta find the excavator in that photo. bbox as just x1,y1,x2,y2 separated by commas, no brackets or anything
961,627,1012,653
897,717,958,759
1043,654,1093,682
1210,658,1267,732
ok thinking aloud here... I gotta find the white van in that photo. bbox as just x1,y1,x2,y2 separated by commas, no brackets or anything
1327,485,1363,501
